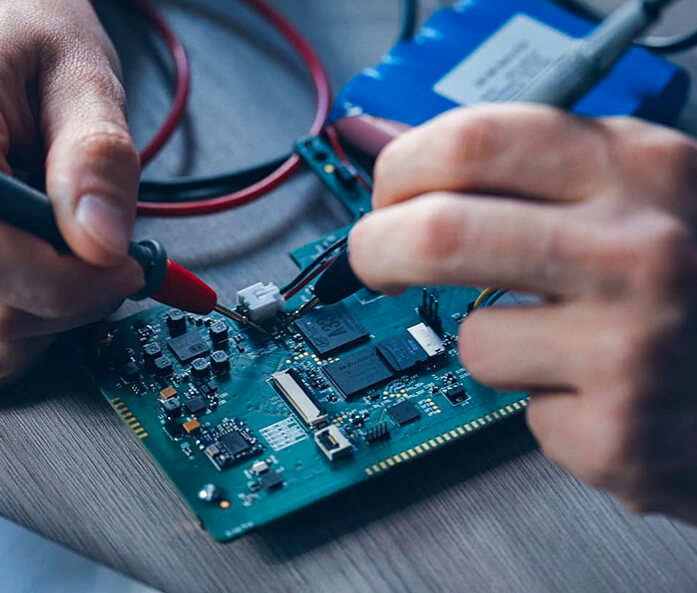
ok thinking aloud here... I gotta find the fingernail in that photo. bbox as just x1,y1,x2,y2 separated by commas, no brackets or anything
75,194,131,257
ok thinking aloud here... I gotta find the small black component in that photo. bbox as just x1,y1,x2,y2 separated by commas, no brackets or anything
166,308,187,335
364,421,391,443
162,397,182,418
209,320,229,344
334,163,357,186
233,334,244,343
153,356,173,376
260,471,284,491
444,384,470,406
323,347,394,397
120,361,140,383
294,303,370,356
185,396,207,416
168,331,210,363
418,289,443,334
387,400,421,426
191,357,210,377
164,419,183,438
143,342,162,361
376,332,429,372
210,350,230,373
221,432,252,457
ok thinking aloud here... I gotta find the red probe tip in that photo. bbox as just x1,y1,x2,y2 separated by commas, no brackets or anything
151,259,218,315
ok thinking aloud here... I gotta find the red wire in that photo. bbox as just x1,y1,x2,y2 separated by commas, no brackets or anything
283,256,336,300
136,0,332,217
129,0,192,168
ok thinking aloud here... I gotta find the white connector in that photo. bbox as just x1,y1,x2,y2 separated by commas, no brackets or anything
236,282,285,323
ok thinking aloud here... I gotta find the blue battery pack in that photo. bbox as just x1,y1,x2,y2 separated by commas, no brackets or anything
330,0,690,126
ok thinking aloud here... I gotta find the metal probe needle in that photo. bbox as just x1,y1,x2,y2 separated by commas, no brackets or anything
214,303,267,334
292,295,320,319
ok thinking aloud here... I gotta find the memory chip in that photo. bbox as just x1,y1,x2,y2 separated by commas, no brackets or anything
377,332,429,372
323,347,394,397
386,400,420,426
294,303,369,356
167,331,210,363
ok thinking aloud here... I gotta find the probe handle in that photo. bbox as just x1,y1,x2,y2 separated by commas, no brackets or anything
313,247,366,305
0,172,217,314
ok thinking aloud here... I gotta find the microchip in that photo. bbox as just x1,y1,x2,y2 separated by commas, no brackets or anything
444,384,470,406
167,331,210,363
143,342,162,360
260,471,284,491
185,397,207,416
120,361,140,383
294,303,369,356
323,347,394,397
164,419,183,438
162,397,182,418
386,400,420,426
221,432,251,457
376,332,429,372
153,356,173,376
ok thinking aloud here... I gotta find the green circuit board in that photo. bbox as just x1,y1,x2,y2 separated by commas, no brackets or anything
86,137,528,541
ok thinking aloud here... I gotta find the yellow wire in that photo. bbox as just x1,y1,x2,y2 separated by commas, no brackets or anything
473,287,497,309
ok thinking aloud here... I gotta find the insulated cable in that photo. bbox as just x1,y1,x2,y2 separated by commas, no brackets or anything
135,0,332,217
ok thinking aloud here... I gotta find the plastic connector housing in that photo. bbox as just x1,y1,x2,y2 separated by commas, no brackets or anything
236,282,285,322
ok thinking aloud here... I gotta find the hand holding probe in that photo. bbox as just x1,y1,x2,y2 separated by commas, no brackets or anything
0,172,263,330
293,0,682,317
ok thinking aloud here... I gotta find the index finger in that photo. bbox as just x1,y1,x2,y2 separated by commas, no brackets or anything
350,192,590,297
372,104,613,209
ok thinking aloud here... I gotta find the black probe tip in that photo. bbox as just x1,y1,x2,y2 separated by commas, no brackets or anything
313,247,366,305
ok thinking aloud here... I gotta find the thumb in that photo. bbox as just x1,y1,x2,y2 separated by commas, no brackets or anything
41,54,140,268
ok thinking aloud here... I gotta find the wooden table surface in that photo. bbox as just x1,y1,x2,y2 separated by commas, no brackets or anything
2,1,697,592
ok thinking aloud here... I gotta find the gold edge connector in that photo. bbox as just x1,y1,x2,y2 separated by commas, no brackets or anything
363,397,529,475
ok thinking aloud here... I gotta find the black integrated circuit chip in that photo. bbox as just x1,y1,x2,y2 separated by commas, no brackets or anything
386,400,420,426
323,347,394,397
221,432,252,457
294,303,369,356
444,384,470,406
167,331,210,363
376,332,429,372
260,471,284,491
185,397,207,416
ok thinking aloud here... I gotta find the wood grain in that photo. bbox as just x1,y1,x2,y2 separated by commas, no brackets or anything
2,1,697,592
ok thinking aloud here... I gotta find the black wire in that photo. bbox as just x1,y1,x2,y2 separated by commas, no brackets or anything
280,236,348,294
553,0,697,54
138,154,290,201
398,0,418,42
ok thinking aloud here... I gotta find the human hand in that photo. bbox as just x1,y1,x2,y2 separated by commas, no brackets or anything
0,0,144,385
350,104,697,524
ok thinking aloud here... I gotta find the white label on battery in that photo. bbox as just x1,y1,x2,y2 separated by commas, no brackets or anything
434,14,572,105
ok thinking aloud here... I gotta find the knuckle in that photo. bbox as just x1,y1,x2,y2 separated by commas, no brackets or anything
617,124,697,189
437,109,501,169
78,124,137,164
630,217,693,294
409,194,466,263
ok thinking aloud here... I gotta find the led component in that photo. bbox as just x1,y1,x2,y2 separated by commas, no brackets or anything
271,370,327,428
237,282,285,323
407,323,445,357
